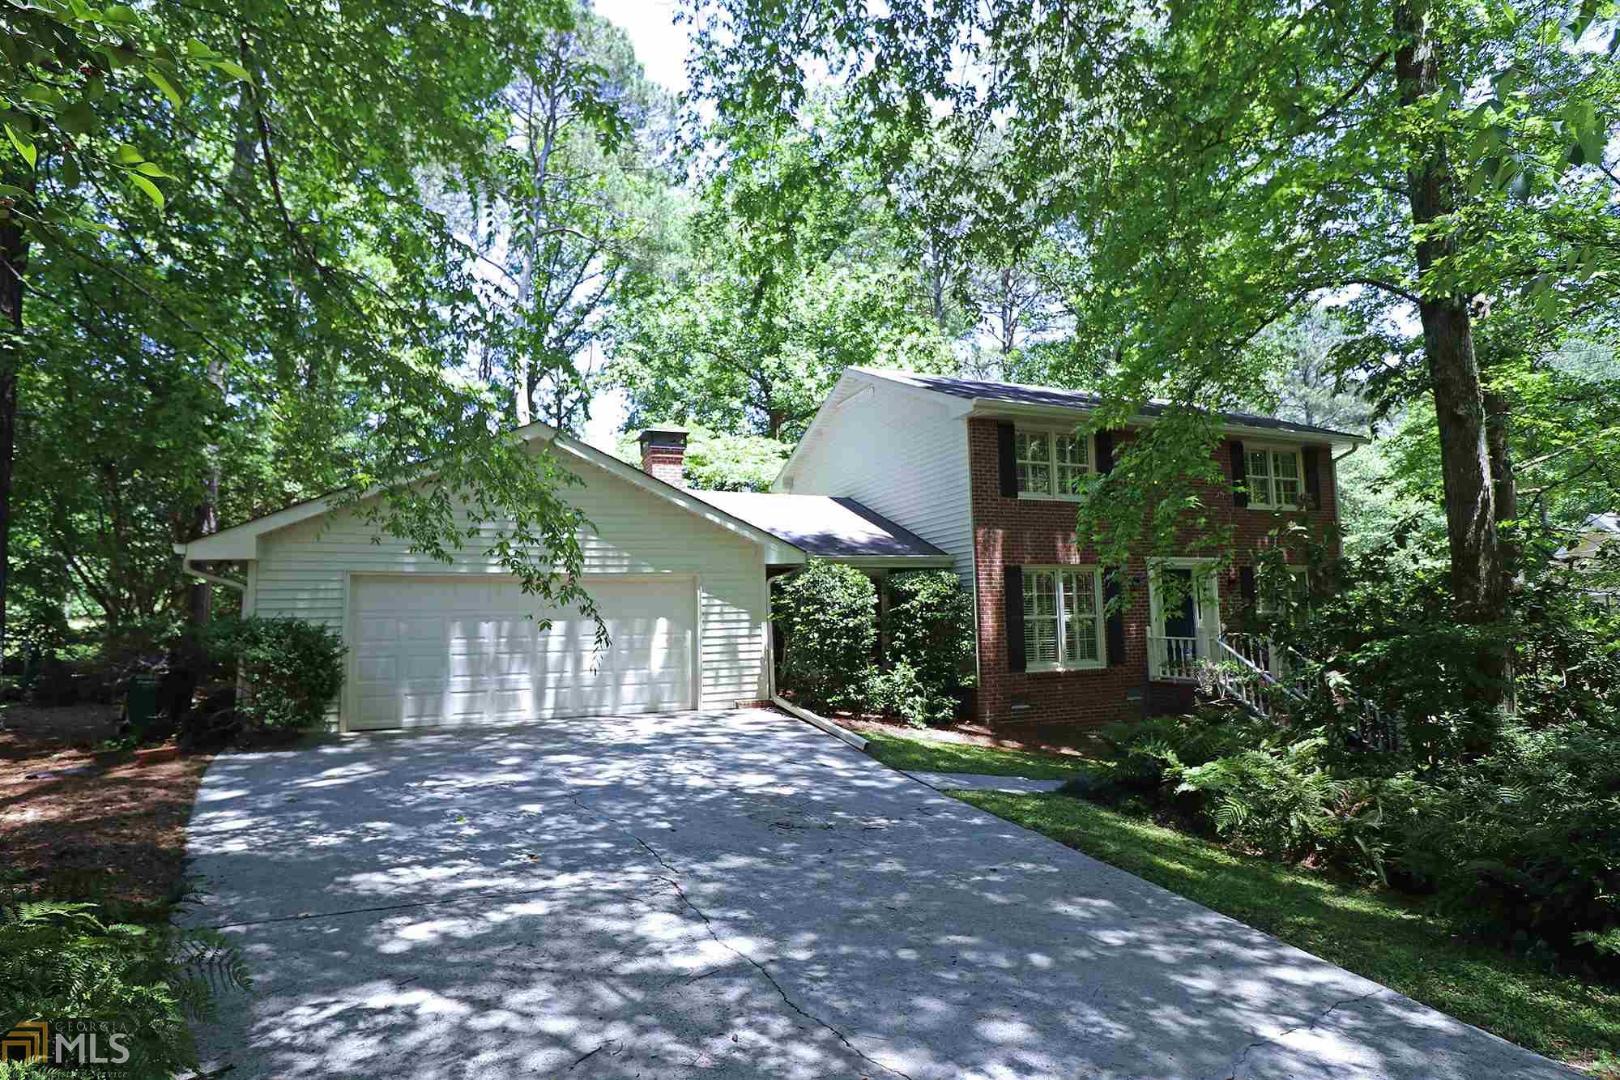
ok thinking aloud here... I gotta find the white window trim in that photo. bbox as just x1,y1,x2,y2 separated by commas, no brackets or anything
1023,564,1107,671
1244,443,1306,511
1016,425,1094,501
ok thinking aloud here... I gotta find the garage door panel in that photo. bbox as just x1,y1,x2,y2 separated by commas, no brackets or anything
348,576,696,730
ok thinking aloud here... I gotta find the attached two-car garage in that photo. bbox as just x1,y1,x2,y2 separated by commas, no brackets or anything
175,423,806,732
347,574,697,730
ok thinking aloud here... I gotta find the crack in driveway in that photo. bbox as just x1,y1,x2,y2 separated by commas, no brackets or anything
1219,988,1390,1079
567,789,918,1080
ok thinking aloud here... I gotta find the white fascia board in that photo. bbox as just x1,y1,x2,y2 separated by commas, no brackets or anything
965,399,1368,449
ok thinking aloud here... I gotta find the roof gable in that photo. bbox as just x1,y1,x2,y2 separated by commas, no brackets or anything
178,423,805,564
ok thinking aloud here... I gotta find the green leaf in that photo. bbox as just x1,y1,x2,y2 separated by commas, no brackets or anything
4,124,36,169
133,160,173,179
206,58,252,82
59,100,96,136
146,67,183,110
60,153,81,189
115,143,145,165
128,172,165,209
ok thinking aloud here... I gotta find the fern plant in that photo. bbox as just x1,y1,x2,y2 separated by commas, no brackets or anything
0,893,249,1079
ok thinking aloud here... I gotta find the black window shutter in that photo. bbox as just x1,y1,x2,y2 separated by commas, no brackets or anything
1104,571,1126,666
1302,446,1322,508
997,422,1018,497
1004,565,1025,672
1094,429,1115,474
1230,441,1249,508
1239,565,1257,606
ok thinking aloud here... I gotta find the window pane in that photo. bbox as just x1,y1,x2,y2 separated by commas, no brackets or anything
1272,450,1300,507
1016,431,1051,494
1245,450,1273,505
1054,434,1090,494
1027,618,1059,664
1067,616,1099,662
1025,571,1057,617
1061,571,1100,663
1023,571,1060,664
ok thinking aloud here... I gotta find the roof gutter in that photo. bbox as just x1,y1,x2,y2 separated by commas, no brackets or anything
178,554,246,592
964,399,1369,448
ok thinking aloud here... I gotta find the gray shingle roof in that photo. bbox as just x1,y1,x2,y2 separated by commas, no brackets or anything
861,368,1364,442
691,492,950,562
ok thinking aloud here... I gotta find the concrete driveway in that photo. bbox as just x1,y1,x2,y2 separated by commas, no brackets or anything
183,708,1572,1079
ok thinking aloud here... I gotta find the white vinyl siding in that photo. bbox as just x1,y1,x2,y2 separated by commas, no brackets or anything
778,375,974,588
250,452,771,726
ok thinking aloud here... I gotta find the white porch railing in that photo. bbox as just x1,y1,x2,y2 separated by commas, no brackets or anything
1222,631,1286,678
1148,634,1206,681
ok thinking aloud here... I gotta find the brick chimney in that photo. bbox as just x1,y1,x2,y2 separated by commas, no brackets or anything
638,425,689,487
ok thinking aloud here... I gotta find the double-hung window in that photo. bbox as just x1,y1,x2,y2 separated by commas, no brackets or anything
1016,428,1092,497
1023,567,1105,669
1244,446,1303,509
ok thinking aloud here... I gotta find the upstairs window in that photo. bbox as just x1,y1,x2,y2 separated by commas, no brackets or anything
1245,447,1303,509
1015,428,1092,497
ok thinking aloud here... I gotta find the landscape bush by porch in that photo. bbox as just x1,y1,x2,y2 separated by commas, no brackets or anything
772,561,878,712
773,563,978,725
203,617,345,734
879,570,977,725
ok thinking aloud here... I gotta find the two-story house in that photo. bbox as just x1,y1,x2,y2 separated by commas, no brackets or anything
758,368,1363,737
176,366,1361,737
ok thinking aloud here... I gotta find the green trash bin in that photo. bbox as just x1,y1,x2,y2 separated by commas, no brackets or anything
126,675,160,741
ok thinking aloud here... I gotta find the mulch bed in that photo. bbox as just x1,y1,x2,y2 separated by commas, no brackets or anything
0,704,213,913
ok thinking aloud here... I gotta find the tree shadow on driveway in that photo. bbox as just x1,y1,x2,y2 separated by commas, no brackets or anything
181,709,1576,1079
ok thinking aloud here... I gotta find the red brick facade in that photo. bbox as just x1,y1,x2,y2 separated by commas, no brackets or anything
967,418,1340,741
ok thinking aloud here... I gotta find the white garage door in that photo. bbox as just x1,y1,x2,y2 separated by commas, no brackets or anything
348,575,696,730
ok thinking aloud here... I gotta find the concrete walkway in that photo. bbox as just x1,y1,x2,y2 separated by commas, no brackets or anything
903,769,1069,794
182,708,1575,1080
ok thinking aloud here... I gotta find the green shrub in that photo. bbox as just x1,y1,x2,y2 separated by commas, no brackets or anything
0,897,247,1079
1174,737,1397,880
878,570,975,726
1393,718,1620,964
773,561,877,712
865,660,949,726
204,616,345,733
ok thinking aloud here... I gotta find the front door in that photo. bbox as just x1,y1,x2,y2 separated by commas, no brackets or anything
1150,565,1220,680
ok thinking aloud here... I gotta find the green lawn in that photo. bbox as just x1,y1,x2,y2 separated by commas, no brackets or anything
954,788,1620,1076
861,728,1098,780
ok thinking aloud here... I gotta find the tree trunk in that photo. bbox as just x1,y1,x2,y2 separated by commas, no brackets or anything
1394,0,1505,629
0,177,30,665
1484,386,1516,579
